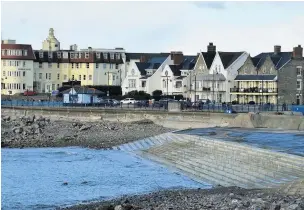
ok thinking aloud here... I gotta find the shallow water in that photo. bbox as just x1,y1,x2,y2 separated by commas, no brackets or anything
1,147,210,210
176,128,304,156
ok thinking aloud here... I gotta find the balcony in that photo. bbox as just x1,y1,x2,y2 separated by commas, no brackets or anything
230,88,278,94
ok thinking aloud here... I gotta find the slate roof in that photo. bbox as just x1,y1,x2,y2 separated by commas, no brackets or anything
235,75,277,81
125,52,170,62
135,56,168,76
201,52,216,69
251,57,261,67
168,56,196,76
135,63,151,75
62,86,104,95
197,73,226,81
253,52,292,69
218,52,244,69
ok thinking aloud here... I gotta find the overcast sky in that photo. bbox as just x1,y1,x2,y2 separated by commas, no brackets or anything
1,1,304,56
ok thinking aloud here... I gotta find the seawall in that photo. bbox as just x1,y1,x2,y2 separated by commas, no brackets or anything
1,106,304,130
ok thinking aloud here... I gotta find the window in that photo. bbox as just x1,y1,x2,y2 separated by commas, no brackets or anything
70,52,74,59
2,60,6,66
96,63,99,68
46,73,48,79
57,63,60,68
78,52,82,59
116,53,120,59
64,75,67,80
24,50,28,56
48,73,51,80
23,61,26,67
115,64,119,69
103,53,108,59
57,84,60,89
39,62,43,68
64,63,68,68
76,63,79,68
71,63,74,68
39,73,42,79
110,64,113,69
79,75,81,80
110,53,114,59
128,79,136,88
23,84,25,90
83,75,86,80
63,52,68,59
57,73,60,80
141,81,146,87
23,71,26,77
175,81,182,88
34,73,36,79
16,61,19,67
57,52,61,58
103,63,107,69
3,71,6,77
85,52,89,59
297,81,301,89
52,84,55,90
1,50,5,55
48,63,52,68
86,63,89,68
297,67,302,76
96,52,101,59
72,75,74,80
74,53,78,59
11,50,16,56
89,75,92,80
112,75,115,81
39,52,44,58
48,52,53,58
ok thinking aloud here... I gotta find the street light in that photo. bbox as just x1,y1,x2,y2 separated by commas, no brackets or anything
105,72,110,97
163,70,169,108
194,72,197,105
212,70,218,103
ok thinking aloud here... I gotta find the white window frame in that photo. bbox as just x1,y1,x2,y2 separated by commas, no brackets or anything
89,75,92,80
96,63,99,68
64,75,67,80
110,53,114,59
103,53,108,59
297,80,301,90
96,52,101,59
86,63,90,69
70,52,74,59
57,52,61,58
39,73,42,79
57,73,60,80
296,66,302,76
78,75,81,80
48,63,52,68
48,52,53,58
24,50,28,56
85,52,89,59
48,73,51,80
83,75,86,80
116,53,120,59
39,62,43,68
39,52,44,58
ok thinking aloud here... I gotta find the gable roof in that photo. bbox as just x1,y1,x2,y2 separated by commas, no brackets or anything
134,56,168,76
135,62,151,75
251,57,261,67
62,86,104,95
218,52,244,69
168,55,196,76
201,52,216,69
253,52,292,70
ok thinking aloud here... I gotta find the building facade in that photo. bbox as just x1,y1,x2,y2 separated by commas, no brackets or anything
231,45,292,104
278,45,304,105
1,40,35,95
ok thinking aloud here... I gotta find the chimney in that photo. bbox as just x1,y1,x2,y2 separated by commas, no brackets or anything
140,55,147,62
171,51,184,65
207,42,216,53
274,45,281,55
70,44,77,51
293,45,303,59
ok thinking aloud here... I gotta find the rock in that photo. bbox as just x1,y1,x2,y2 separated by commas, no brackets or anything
79,125,91,131
72,122,78,127
270,204,281,210
2,116,10,121
114,205,123,210
32,124,39,129
287,204,299,210
12,127,23,134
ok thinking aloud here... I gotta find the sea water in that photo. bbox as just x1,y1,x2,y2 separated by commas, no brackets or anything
1,147,211,210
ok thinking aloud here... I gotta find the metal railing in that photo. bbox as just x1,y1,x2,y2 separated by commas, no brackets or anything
1,99,293,113
230,88,278,93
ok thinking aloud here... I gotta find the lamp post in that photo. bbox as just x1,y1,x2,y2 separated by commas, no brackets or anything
163,71,169,109
212,70,218,103
194,72,197,105
189,70,192,101
105,72,110,97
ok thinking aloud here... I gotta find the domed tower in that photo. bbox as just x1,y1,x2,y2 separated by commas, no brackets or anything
42,28,60,51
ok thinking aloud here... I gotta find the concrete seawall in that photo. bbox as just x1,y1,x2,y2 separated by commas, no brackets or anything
1,106,304,130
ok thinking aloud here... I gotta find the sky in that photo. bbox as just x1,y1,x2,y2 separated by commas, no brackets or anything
1,1,304,56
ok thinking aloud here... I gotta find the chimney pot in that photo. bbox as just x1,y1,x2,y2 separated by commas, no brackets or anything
207,42,216,53
293,45,303,59
170,51,184,65
274,45,281,55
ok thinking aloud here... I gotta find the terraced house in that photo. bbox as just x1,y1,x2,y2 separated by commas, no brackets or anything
33,28,125,93
1,40,35,95
231,45,292,104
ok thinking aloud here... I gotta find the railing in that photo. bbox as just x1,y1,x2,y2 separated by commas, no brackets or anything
230,88,278,93
1,99,295,113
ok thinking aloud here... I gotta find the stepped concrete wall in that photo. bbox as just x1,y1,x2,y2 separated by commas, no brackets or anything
1,107,303,130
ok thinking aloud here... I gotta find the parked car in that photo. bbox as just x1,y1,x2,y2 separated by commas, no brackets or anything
136,100,149,107
24,90,37,96
248,101,255,105
120,98,136,104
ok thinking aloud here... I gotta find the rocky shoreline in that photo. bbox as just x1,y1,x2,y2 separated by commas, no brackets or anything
1,114,173,148
61,186,304,210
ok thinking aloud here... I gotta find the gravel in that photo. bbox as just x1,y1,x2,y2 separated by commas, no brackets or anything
60,187,304,210
1,114,173,148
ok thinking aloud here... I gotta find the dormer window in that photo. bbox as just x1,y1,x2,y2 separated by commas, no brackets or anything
79,52,82,59
70,52,74,59
85,52,89,59
63,52,68,59
57,52,61,58
110,53,114,59
48,52,53,58
74,53,78,59
96,52,101,59
116,53,120,59
103,53,108,59
39,52,44,58
23,50,28,56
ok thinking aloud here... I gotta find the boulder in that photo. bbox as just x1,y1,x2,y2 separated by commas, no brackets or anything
79,125,92,131
12,127,23,134
2,116,10,121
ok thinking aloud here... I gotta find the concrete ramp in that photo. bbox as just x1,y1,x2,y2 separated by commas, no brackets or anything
133,133,304,189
